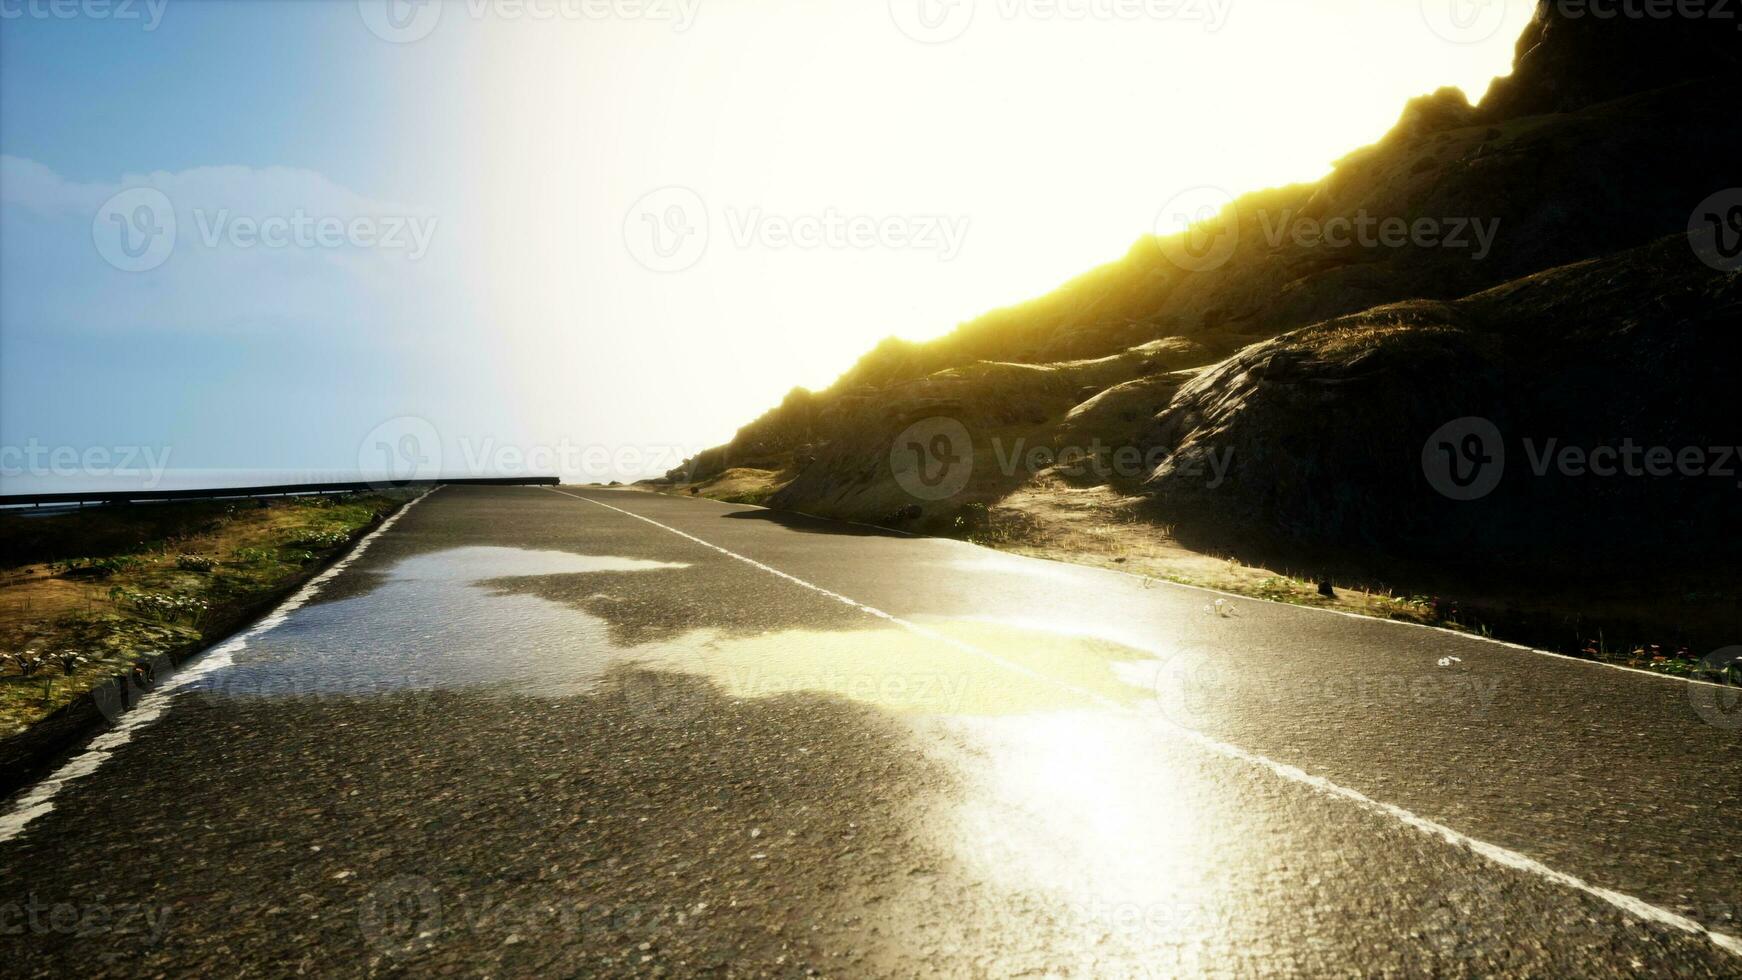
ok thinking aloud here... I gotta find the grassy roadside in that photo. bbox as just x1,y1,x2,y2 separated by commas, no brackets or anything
0,491,416,741
654,475,1727,680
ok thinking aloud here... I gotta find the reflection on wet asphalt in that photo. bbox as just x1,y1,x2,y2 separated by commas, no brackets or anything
2,486,1739,977
202,546,687,698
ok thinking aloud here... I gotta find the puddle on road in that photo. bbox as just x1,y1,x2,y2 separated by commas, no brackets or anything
194,545,1172,718
197,547,687,699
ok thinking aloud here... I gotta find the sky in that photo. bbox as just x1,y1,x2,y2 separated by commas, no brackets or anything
0,0,1536,490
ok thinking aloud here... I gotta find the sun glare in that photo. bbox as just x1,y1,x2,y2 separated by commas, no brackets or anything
452,1,1534,454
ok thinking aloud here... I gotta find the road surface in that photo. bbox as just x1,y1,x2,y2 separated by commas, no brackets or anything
2,485,1739,976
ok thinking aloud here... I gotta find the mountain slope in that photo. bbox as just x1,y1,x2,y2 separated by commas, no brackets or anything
661,2,1742,654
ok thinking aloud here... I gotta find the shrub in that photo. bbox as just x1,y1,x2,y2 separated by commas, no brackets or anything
176,554,217,573
108,587,209,623
286,529,349,549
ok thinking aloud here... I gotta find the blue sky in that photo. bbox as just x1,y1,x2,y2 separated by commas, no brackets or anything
1,2,497,486
1,3,394,184
1,1,1533,491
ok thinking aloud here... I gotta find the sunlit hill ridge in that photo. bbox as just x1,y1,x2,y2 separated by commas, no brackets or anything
663,3,1742,654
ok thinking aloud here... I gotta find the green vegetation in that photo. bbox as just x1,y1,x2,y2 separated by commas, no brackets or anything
0,492,414,739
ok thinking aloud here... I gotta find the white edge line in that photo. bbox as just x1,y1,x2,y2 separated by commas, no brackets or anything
547,485,1742,960
0,489,435,845
625,485,1713,690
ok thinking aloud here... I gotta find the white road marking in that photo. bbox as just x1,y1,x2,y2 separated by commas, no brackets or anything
639,487,1712,689
0,491,433,845
549,486,1742,959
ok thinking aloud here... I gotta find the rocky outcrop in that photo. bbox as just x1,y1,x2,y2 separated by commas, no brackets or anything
1142,235,1742,574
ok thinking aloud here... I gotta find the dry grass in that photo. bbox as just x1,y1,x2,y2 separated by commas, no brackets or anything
971,477,1442,627
0,492,412,738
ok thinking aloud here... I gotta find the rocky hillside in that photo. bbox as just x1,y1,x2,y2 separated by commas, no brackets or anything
662,2,1742,649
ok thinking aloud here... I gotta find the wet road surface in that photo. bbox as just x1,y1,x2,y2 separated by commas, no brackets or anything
2,485,1740,976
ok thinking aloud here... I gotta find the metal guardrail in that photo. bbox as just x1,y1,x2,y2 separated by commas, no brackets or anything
0,476,560,508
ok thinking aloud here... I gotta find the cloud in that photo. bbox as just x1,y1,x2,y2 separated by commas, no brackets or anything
0,155,110,215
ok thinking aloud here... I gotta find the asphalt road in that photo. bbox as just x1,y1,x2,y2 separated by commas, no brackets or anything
2,485,1739,976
